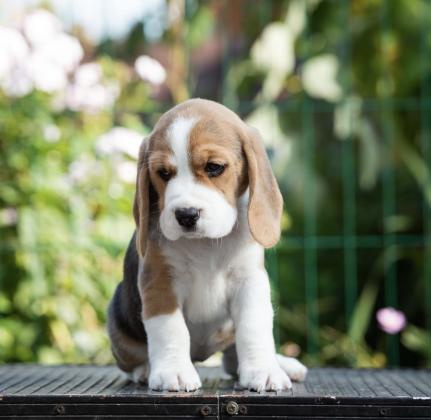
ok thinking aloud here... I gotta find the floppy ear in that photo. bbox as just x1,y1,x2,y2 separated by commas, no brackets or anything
133,139,150,257
241,127,283,248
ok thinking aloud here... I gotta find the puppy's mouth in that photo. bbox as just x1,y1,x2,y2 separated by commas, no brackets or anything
180,228,205,239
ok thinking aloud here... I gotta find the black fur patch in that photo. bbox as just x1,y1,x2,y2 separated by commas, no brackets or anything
110,232,146,342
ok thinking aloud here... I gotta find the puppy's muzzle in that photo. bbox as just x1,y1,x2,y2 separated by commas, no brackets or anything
175,207,200,229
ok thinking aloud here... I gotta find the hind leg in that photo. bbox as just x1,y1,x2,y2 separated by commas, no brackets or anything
108,303,149,383
222,344,238,377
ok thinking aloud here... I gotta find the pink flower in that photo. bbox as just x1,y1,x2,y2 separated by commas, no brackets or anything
376,307,406,334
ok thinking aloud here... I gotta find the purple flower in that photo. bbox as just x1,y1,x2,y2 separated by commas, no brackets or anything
376,307,406,334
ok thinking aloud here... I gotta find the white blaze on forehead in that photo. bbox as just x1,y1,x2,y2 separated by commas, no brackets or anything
167,117,197,174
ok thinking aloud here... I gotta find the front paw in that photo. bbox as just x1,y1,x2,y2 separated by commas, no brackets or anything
239,364,292,392
149,361,202,392
276,355,308,382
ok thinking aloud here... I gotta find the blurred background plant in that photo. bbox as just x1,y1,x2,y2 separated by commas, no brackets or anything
1,0,430,368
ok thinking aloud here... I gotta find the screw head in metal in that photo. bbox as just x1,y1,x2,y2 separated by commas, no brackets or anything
226,400,239,415
53,404,65,415
200,405,211,416
239,404,247,414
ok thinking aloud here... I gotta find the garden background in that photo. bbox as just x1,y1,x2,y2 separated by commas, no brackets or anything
1,0,431,368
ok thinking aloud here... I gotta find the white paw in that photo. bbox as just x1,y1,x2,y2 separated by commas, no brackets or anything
239,364,292,392
149,361,202,392
276,355,308,382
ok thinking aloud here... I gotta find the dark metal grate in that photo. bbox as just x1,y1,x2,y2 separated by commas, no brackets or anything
0,365,430,419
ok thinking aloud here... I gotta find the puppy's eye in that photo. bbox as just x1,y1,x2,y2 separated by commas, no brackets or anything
157,168,172,181
204,162,226,177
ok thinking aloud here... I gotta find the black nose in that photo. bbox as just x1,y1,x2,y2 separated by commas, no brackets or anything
175,207,200,229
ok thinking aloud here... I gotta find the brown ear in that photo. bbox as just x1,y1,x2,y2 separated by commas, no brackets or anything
242,127,283,248
133,139,150,257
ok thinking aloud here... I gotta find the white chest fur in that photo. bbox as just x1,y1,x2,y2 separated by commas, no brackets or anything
159,197,260,359
163,235,242,324
162,237,245,361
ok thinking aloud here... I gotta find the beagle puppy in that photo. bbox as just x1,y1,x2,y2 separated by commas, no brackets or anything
107,98,307,392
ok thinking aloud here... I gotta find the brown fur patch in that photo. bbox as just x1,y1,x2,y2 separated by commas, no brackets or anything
148,153,176,212
242,127,283,248
138,240,178,319
188,118,247,206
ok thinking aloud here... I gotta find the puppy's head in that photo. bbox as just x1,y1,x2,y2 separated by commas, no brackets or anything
134,99,282,256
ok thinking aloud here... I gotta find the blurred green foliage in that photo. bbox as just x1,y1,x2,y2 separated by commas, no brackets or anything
1,0,431,368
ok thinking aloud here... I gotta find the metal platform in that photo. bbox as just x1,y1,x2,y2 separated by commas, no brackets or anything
0,365,430,419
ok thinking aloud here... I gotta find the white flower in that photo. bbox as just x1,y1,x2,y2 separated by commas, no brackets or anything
251,23,294,76
65,62,118,113
66,82,119,114
69,160,91,182
285,0,306,39
0,48,11,80
43,124,61,143
251,22,295,99
245,105,288,148
0,26,30,95
116,161,137,184
0,26,29,77
68,158,101,183
0,13,84,98
134,55,166,85
27,52,67,93
0,22,83,97
302,54,342,102
1,65,32,97
75,63,102,87
96,127,142,159
22,9,63,47
36,33,83,73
